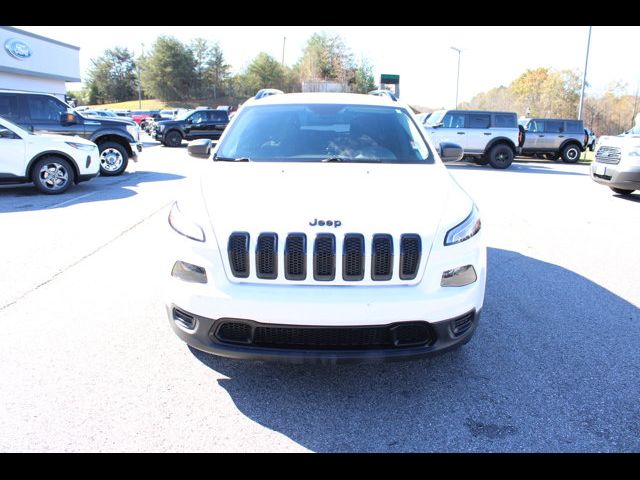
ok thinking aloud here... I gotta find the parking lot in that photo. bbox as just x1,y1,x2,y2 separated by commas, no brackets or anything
0,135,639,452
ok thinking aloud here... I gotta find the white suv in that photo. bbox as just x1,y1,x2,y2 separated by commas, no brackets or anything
0,116,99,194
423,109,522,169
590,125,640,195
165,93,486,363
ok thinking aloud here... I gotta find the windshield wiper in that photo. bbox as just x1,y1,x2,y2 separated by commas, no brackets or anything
213,156,251,162
321,157,382,163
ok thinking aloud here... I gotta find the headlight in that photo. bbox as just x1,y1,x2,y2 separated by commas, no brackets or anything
444,205,481,246
628,147,640,157
126,125,139,140
65,142,96,151
168,202,205,242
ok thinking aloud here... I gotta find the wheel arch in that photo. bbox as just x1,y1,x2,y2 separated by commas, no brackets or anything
92,133,133,156
27,151,80,184
486,137,517,154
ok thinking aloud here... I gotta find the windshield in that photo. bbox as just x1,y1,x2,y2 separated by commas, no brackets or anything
0,116,31,136
627,126,640,135
425,110,445,126
215,103,433,163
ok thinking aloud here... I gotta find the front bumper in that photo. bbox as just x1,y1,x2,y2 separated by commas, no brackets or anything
591,162,640,190
166,306,480,364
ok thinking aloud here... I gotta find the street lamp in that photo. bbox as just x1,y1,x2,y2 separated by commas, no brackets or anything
137,43,144,109
450,46,462,109
578,26,592,120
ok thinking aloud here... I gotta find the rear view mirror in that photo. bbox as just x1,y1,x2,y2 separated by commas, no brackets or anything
439,142,464,162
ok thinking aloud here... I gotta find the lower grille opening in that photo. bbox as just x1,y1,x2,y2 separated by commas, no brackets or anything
213,320,435,350
451,311,474,336
173,307,196,330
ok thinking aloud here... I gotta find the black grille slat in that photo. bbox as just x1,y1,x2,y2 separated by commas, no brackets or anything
371,234,393,281
452,312,474,336
343,234,365,281
595,146,621,164
214,320,435,350
256,233,278,279
399,234,421,280
314,234,336,281
228,232,250,278
285,233,307,280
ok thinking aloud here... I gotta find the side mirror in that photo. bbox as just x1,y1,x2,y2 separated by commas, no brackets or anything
0,127,15,139
187,139,212,157
61,112,77,125
439,142,464,162
185,117,193,124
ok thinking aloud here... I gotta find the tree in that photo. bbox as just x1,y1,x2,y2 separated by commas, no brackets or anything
142,36,196,101
351,57,376,94
297,33,355,85
84,47,139,104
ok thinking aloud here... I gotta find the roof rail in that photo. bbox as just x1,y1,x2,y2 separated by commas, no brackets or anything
255,88,284,100
368,89,398,101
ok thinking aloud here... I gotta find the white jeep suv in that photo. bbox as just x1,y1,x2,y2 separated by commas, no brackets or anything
165,93,486,363
423,109,522,169
0,116,99,194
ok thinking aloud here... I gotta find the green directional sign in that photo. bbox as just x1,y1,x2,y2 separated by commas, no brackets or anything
380,74,400,85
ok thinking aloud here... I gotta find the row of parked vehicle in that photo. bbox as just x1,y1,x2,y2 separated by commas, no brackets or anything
417,108,593,169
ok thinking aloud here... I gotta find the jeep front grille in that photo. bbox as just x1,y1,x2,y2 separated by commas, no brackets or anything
227,232,422,283
595,146,621,164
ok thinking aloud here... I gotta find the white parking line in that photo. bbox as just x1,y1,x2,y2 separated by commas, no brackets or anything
46,190,100,209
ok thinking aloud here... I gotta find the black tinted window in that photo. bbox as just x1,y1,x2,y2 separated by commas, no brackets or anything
494,114,516,128
27,96,67,121
0,94,19,120
545,120,564,133
565,121,583,133
468,114,490,129
210,111,227,122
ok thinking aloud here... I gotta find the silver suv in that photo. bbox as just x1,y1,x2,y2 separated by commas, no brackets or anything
590,125,640,196
423,109,522,169
520,118,587,163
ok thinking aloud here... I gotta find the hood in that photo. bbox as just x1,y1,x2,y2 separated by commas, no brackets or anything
598,134,640,148
35,133,94,146
198,161,469,285
155,119,179,127
79,114,135,127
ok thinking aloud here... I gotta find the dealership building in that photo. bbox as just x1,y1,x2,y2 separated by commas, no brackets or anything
0,26,80,101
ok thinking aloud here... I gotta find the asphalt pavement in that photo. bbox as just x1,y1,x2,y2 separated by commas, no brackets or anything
0,140,638,452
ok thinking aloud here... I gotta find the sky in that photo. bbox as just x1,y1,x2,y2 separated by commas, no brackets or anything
15,26,640,108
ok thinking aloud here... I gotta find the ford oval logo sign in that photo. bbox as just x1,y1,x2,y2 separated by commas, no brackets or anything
5,38,32,60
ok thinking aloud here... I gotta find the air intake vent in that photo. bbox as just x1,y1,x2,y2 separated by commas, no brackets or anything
285,233,306,280
399,234,421,280
228,232,250,278
256,233,278,279
452,311,474,336
216,322,252,344
343,234,365,281
371,234,393,281
314,234,336,281
173,307,195,330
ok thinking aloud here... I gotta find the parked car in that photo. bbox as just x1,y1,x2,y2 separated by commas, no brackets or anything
154,108,230,147
159,109,180,120
140,112,163,132
254,88,284,100
130,110,159,126
164,92,485,363
416,112,432,125
0,116,99,194
590,125,640,195
423,109,522,169
83,109,137,125
519,118,587,163
0,90,141,176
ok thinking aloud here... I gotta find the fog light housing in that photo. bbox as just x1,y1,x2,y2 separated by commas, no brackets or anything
441,265,477,287
171,261,207,284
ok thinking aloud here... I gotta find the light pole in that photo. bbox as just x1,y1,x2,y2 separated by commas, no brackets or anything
282,36,286,66
578,26,592,120
137,43,144,109
450,46,462,108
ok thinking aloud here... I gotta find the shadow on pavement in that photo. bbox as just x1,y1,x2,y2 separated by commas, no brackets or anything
0,170,185,213
189,247,640,452
447,162,588,176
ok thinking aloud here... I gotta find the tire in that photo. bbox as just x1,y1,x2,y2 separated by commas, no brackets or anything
99,141,129,176
561,143,581,163
544,153,561,161
165,130,183,148
487,144,514,169
31,156,75,194
610,187,635,195
473,157,490,166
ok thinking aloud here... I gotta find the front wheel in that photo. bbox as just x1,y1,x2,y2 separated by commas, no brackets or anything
31,156,75,194
99,141,129,176
610,187,635,195
165,130,183,148
561,144,581,163
487,144,514,169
